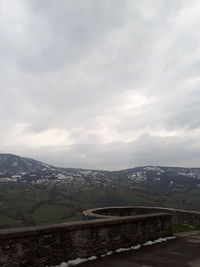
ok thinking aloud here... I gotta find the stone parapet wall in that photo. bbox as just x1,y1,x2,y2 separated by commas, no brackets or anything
83,206,200,225
0,213,172,267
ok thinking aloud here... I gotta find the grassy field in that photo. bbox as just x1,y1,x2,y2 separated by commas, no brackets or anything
0,183,200,228
172,224,200,233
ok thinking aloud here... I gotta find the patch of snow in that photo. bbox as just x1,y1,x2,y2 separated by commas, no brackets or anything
88,256,97,261
42,163,52,169
144,166,155,171
51,236,175,267
128,172,147,182
12,175,21,179
115,244,142,253
52,256,97,267
101,251,113,257
143,240,154,246
58,174,68,180
133,244,142,250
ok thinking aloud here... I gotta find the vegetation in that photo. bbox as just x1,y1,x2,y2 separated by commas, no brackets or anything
1,182,200,229
172,224,200,233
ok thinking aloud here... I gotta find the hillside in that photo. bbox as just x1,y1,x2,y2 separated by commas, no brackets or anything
0,153,200,229
0,154,53,174
0,154,200,192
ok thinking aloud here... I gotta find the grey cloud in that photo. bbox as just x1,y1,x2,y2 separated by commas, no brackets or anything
17,0,127,72
1,0,200,169
7,134,200,170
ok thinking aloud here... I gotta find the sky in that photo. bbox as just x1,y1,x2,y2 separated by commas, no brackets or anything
1,0,200,170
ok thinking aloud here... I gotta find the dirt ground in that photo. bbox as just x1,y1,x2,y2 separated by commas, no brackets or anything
80,231,200,267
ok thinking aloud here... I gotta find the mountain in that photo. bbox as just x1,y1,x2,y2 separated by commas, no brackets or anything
113,166,200,191
0,154,53,174
1,154,200,228
0,153,200,191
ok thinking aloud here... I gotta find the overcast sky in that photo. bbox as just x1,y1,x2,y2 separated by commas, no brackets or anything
1,0,200,170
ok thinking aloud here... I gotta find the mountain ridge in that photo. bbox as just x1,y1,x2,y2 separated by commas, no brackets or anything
0,153,200,191
1,153,200,228
0,153,53,174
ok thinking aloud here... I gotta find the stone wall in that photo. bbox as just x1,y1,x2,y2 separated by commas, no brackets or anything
0,213,172,267
83,206,200,225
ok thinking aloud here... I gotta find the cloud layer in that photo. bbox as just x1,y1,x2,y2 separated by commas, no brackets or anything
1,0,200,169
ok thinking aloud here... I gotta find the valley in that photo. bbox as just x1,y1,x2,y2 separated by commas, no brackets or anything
0,154,200,229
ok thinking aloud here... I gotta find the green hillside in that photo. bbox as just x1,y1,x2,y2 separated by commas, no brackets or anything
0,182,200,229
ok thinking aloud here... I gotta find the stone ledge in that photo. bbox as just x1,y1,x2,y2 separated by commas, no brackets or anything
0,213,170,240
83,206,200,226
0,207,173,266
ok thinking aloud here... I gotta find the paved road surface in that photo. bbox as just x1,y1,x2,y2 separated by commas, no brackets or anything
79,231,200,267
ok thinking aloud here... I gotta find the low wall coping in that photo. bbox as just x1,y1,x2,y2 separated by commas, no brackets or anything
83,205,200,219
0,213,171,240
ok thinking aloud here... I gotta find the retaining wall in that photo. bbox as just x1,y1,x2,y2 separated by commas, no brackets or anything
0,213,172,267
83,206,200,225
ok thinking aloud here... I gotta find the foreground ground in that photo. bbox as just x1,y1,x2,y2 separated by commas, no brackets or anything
80,231,200,267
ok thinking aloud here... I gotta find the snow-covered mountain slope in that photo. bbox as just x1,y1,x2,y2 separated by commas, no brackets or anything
1,154,200,191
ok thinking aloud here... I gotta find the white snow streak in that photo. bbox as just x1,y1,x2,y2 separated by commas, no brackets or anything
51,236,175,267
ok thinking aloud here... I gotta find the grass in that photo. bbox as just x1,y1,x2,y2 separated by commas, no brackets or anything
0,213,22,226
1,183,200,229
31,204,74,223
172,224,200,233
